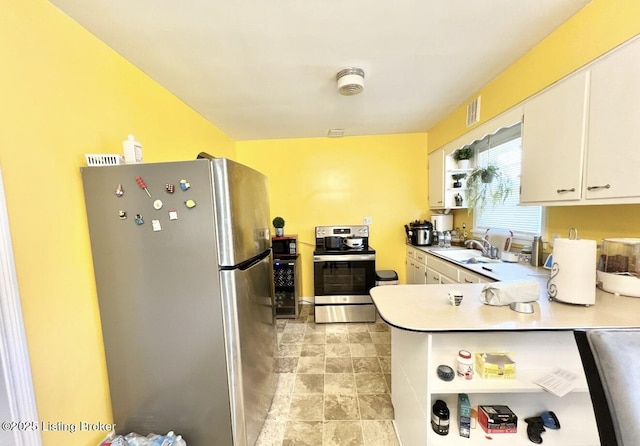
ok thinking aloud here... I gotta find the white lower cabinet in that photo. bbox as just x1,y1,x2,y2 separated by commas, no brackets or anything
407,247,495,285
391,328,599,446
406,246,427,284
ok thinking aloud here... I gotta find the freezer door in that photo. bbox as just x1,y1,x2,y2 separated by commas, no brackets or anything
212,159,271,267
220,252,277,446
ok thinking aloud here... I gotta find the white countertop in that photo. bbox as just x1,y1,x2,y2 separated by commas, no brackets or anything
413,243,548,282
371,283,640,332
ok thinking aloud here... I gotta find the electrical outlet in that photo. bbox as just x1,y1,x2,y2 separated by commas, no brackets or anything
363,216,372,225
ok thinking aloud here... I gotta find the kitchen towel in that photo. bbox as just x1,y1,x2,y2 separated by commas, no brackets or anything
547,238,597,305
480,280,540,306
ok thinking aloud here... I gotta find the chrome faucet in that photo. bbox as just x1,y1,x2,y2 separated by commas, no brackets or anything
465,238,499,259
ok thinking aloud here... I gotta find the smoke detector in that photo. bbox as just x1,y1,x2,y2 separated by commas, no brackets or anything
336,68,365,96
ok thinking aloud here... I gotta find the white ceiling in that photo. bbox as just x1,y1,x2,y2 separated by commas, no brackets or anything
50,0,590,141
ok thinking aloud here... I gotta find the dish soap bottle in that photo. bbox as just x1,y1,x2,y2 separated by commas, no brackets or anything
123,134,143,164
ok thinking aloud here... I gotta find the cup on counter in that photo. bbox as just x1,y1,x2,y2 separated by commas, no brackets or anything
448,290,463,306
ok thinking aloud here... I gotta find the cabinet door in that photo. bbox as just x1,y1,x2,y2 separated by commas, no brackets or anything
428,149,445,208
439,274,456,284
425,266,441,284
415,263,427,284
406,258,415,284
586,38,640,200
520,71,588,203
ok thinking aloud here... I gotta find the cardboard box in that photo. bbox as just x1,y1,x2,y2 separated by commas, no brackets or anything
475,353,516,379
478,405,518,434
458,393,471,438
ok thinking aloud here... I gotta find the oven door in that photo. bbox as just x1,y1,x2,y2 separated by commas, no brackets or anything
313,254,376,303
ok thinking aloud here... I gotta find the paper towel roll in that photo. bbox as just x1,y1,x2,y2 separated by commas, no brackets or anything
547,238,597,305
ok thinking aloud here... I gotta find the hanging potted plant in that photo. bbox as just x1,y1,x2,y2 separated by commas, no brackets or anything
272,216,285,237
452,146,474,169
464,164,512,214
452,173,467,188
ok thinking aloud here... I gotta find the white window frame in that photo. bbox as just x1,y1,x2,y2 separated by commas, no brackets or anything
470,124,545,245
437,106,544,246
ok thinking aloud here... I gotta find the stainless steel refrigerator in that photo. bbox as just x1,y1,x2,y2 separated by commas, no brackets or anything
81,158,276,445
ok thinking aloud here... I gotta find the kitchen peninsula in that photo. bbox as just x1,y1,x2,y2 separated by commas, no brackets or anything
370,283,640,445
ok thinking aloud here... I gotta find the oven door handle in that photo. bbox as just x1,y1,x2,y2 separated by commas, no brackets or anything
313,254,375,262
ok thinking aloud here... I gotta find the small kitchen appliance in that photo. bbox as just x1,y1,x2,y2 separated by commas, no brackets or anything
314,225,376,323
405,220,433,246
431,214,453,232
597,238,640,297
272,234,297,257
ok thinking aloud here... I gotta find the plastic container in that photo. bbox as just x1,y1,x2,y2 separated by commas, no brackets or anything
123,134,143,164
457,350,473,379
431,399,450,436
597,238,640,297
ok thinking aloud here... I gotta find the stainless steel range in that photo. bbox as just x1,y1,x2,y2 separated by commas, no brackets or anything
313,225,376,323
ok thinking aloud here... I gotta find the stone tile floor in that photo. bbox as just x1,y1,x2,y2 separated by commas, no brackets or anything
256,304,400,446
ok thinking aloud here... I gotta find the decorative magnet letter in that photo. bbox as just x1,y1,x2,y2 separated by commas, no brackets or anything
180,179,191,191
168,208,178,220
118,210,127,220
185,199,196,209
152,220,162,231
115,184,124,197
135,214,144,225
165,183,175,194
153,199,163,210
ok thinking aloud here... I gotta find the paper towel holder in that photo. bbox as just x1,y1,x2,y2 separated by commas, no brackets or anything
546,236,597,306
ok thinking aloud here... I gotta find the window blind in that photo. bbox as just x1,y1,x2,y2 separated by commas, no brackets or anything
471,123,543,238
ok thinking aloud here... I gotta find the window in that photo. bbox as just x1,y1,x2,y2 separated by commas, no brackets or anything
469,123,543,239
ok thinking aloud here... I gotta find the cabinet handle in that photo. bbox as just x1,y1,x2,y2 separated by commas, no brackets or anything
587,184,611,191
556,188,576,193
464,278,473,283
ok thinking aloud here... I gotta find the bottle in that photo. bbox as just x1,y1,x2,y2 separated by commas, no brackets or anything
123,134,143,164
457,350,474,380
531,236,543,267
431,399,450,435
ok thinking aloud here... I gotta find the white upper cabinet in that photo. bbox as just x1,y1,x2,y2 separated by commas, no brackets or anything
428,148,445,208
520,36,640,206
520,71,588,204
585,38,640,201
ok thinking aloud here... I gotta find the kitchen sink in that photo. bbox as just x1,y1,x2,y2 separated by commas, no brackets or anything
431,248,502,264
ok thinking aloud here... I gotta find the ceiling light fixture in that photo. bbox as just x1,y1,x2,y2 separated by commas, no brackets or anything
336,68,365,96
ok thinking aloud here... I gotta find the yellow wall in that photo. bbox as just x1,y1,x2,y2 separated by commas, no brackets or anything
3,0,640,444
0,1,234,444
237,133,429,295
428,0,640,244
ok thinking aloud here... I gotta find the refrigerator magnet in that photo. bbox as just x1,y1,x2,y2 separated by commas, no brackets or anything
185,199,196,209
165,183,175,194
168,208,178,220
153,199,163,210
152,220,162,231
115,184,124,197
180,179,191,191
135,214,144,225
118,210,127,220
